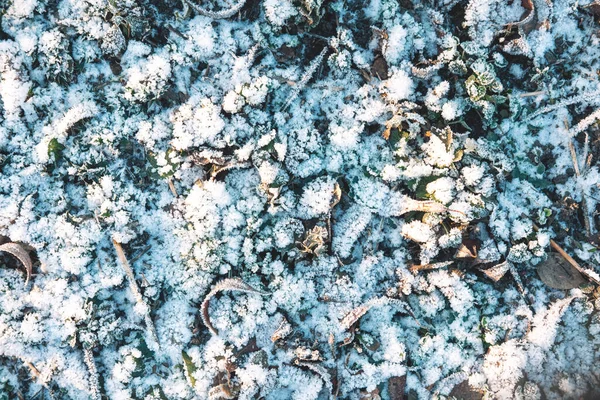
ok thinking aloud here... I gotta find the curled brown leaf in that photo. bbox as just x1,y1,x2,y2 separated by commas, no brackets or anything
201,278,269,336
0,242,33,287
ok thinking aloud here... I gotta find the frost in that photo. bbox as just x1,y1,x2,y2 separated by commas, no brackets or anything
1,0,599,398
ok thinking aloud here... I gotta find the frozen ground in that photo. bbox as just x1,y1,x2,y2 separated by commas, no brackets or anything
1,0,600,398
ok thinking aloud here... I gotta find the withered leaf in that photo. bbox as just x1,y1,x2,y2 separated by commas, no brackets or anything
537,253,586,289
448,380,484,400
454,242,477,259
340,297,407,330
371,56,389,80
271,317,292,342
208,383,235,399
582,0,600,16
388,376,406,400
330,182,342,209
480,261,510,282
201,278,269,336
0,242,33,287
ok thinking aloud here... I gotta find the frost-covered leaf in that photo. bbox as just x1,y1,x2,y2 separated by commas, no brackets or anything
201,278,269,335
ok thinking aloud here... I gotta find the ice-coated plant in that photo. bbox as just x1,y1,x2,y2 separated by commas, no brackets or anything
1,0,600,398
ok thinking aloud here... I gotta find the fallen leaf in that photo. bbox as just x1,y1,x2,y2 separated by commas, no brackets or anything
448,380,484,400
582,0,600,16
388,375,406,400
371,56,388,80
480,261,510,282
454,240,478,259
537,252,586,289
0,242,33,286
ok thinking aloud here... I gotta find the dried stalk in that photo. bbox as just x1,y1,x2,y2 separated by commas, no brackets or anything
565,119,595,237
168,178,178,197
409,261,453,273
112,239,160,349
519,90,547,98
83,348,101,400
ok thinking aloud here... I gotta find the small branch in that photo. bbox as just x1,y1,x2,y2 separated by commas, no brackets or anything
519,90,547,98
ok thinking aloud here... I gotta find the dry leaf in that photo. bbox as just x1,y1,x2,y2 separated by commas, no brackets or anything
271,317,292,342
448,380,484,400
330,182,342,209
536,253,586,289
454,241,478,259
371,56,389,80
582,0,600,16
409,261,453,273
388,376,406,400
208,383,235,399
340,297,407,330
0,242,33,286
201,278,269,335
480,261,511,282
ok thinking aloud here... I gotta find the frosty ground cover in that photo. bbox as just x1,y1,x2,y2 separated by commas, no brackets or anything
1,0,600,398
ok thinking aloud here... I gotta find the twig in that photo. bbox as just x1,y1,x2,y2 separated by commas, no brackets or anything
519,90,547,98
113,239,161,349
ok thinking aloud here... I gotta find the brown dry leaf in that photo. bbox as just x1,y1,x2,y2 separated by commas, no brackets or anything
388,376,406,400
582,0,600,16
454,241,478,259
208,383,235,399
360,388,381,400
371,56,388,80
0,242,33,286
536,252,586,289
409,261,453,273
330,182,342,209
201,278,269,335
340,297,407,330
271,317,292,342
480,261,511,282
448,380,484,400
507,0,536,34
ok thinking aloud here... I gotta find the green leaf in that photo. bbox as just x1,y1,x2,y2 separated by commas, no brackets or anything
182,350,197,388
48,138,65,162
